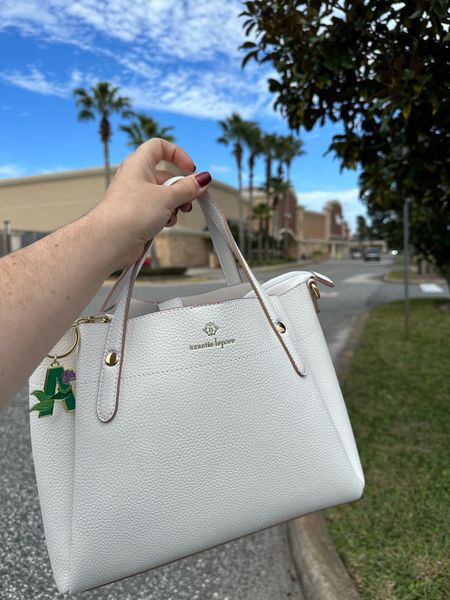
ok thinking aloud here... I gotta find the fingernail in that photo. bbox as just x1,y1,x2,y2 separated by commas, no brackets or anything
195,171,212,187
192,163,196,172
188,204,193,212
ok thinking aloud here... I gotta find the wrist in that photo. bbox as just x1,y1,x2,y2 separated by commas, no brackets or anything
82,205,144,276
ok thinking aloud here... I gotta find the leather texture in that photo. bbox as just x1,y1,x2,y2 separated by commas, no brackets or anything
29,186,365,594
97,184,308,423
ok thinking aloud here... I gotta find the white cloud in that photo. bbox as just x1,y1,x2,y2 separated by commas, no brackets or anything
0,163,74,179
297,187,360,208
0,67,84,98
119,63,270,120
0,60,272,121
296,187,368,233
1,1,246,61
210,164,231,173
0,1,274,121
33,164,70,174
0,163,26,178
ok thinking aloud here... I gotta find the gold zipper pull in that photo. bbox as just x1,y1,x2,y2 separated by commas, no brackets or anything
74,314,112,325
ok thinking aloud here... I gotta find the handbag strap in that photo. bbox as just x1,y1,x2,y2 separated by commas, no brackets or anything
96,185,307,423
99,176,243,312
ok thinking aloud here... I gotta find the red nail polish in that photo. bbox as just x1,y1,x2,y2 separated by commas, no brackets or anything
195,171,212,187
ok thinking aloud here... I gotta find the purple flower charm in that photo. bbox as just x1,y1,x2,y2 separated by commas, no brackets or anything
62,370,76,385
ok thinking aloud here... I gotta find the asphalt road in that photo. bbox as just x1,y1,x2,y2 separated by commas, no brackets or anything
1,257,446,600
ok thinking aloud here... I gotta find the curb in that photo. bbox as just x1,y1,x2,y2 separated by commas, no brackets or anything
288,313,368,600
288,512,360,600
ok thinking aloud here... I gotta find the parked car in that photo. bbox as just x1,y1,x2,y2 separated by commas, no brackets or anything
364,247,381,261
351,248,363,260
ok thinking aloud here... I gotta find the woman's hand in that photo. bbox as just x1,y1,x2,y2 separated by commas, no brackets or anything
0,138,212,407
90,137,212,271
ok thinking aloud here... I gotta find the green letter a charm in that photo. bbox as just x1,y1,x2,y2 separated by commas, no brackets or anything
30,363,76,417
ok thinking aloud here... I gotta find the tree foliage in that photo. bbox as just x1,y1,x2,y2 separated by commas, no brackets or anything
241,1,450,283
73,81,131,188
120,112,175,148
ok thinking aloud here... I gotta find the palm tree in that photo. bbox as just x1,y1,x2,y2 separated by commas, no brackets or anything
261,133,278,258
270,176,291,256
217,112,248,253
252,202,271,262
242,121,263,260
272,134,305,182
120,112,175,148
273,134,288,179
73,82,131,189
283,134,305,182
119,112,175,271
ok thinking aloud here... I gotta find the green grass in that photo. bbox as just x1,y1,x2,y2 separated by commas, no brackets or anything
387,268,414,281
387,268,445,284
325,299,450,600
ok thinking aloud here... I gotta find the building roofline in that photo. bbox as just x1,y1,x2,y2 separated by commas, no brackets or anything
0,165,116,187
0,164,241,196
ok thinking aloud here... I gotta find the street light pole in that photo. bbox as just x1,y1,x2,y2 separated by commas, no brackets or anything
403,198,411,340
3,220,11,254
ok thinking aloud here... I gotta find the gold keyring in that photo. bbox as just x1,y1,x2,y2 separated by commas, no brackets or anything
46,324,80,360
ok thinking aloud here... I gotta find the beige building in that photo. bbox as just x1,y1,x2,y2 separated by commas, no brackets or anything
0,163,246,267
0,165,352,265
255,188,350,260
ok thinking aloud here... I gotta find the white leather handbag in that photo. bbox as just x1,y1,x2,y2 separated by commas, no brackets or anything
29,177,365,594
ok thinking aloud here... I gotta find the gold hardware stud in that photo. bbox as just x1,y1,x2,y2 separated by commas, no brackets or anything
105,351,119,366
276,321,287,334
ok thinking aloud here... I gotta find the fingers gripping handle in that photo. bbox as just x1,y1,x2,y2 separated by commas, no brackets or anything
99,176,242,313
96,181,307,423
163,176,243,287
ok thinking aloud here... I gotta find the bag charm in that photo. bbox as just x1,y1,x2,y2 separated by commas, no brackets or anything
30,324,79,417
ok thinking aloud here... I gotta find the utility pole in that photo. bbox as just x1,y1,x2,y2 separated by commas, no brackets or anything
3,220,11,254
403,198,411,340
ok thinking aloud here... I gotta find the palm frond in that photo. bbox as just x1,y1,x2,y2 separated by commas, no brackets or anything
77,108,95,121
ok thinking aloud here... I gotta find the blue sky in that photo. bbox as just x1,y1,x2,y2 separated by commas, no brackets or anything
0,1,367,231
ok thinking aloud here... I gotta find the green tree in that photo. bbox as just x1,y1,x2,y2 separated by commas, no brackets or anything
217,112,248,253
241,1,450,288
120,112,175,148
73,82,131,189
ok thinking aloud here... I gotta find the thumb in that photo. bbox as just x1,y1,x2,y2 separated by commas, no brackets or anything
164,172,213,209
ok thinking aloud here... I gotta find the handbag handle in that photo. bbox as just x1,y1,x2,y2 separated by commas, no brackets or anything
96,180,307,423
100,176,243,312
